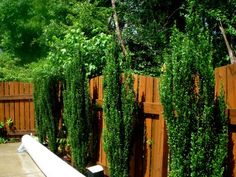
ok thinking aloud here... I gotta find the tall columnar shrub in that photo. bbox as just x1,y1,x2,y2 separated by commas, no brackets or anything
103,47,135,177
160,2,228,176
63,55,90,173
33,73,61,153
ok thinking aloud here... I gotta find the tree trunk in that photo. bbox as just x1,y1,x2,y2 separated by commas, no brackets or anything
219,22,236,64
111,0,127,57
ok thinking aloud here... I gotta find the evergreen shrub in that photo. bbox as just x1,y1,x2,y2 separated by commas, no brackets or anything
103,46,135,177
33,73,61,153
160,9,228,177
63,55,91,173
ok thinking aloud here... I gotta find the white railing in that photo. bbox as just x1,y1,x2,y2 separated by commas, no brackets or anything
18,134,85,177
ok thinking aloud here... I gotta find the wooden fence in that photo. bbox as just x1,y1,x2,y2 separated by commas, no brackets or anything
0,82,35,136
215,63,236,176
1,63,236,176
89,75,168,177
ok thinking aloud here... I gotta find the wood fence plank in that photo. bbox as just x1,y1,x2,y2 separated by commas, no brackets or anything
19,83,25,130
133,74,139,99
24,84,30,130
145,77,154,102
15,100,20,131
144,118,152,177
0,102,3,122
151,118,160,177
4,82,10,123
0,83,4,121
138,76,146,102
229,109,236,125
89,78,95,100
143,102,163,115
153,78,160,103
4,82,9,95
227,64,236,108
98,76,103,101
29,100,35,130
0,95,33,101
144,76,154,177
9,82,15,127
14,83,20,131
30,83,35,130
0,82,4,96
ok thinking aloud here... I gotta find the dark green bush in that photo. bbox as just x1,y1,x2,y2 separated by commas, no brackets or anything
103,45,135,177
33,73,61,153
160,4,228,176
63,55,91,173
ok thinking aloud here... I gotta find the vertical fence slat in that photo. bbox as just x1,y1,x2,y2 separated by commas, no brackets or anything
24,83,30,131
30,84,35,130
4,82,10,123
19,83,25,130
145,77,154,102
0,83,4,122
98,76,103,101
9,82,15,127
14,82,20,131
144,77,154,177
89,78,95,100
227,64,236,108
138,76,146,102
145,118,152,177
133,74,139,100
153,78,160,103
151,118,160,177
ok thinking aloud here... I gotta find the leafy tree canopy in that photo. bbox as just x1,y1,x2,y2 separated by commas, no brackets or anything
0,0,235,80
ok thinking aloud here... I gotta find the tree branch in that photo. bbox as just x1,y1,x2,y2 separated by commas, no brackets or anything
219,21,236,64
111,0,127,57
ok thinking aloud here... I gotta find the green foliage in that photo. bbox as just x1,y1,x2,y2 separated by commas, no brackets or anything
103,45,135,177
0,52,33,81
0,122,4,129
160,3,228,176
0,121,6,141
0,137,6,144
33,70,61,153
0,0,235,80
63,51,91,172
6,118,13,129
47,25,113,78
115,0,185,76
0,0,45,63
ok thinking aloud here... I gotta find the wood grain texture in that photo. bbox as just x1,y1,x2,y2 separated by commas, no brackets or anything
0,82,35,135
89,75,168,177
